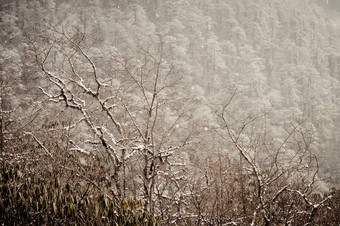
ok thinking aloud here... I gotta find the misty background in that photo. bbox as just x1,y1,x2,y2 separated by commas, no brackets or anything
2,0,338,180
1,0,340,225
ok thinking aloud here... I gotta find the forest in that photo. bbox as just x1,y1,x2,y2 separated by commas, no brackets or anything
0,0,340,225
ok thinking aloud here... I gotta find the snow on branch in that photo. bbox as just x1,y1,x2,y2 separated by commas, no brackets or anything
24,131,53,159
69,140,90,155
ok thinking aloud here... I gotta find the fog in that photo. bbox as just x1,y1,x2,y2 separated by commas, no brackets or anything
1,0,340,224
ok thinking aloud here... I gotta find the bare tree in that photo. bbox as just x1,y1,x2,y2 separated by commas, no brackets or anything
215,90,332,225
31,22,196,215
0,72,14,155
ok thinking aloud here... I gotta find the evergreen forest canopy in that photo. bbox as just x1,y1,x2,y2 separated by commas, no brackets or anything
1,0,340,225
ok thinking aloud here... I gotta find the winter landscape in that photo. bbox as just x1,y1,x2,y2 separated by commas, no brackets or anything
1,0,340,225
